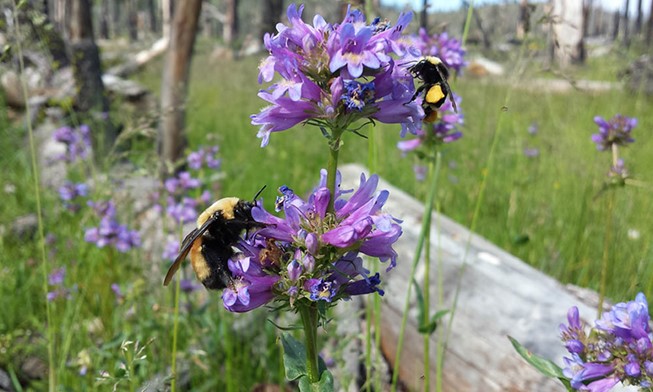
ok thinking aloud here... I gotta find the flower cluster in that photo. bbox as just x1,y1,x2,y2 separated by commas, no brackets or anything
47,267,75,301
160,145,222,224
592,115,637,151
84,200,141,252
187,146,221,170
58,181,89,212
397,93,463,180
397,93,463,153
53,124,92,163
219,171,402,313
251,4,422,147
410,29,467,74
560,293,653,391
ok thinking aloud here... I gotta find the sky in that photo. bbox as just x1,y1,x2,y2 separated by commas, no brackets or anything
380,0,652,14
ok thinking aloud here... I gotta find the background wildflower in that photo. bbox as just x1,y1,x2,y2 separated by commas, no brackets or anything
52,124,93,163
592,114,637,151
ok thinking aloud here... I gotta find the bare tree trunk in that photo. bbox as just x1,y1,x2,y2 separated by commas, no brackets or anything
420,0,428,30
113,0,122,37
162,0,172,38
635,0,643,34
69,0,116,154
147,0,158,33
579,0,591,62
127,0,138,41
516,0,531,40
223,0,239,45
99,0,110,39
260,0,282,38
623,0,631,47
612,10,620,40
472,6,492,49
647,0,653,47
159,0,202,168
550,0,585,66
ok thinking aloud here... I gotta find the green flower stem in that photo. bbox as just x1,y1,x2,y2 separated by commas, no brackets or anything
423,154,441,391
598,189,615,317
326,127,345,213
13,4,56,390
299,303,320,383
170,225,184,392
391,151,442,392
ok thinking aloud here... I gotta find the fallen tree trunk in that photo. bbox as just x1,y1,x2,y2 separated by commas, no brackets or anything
105,37,169,77
339,163,606,391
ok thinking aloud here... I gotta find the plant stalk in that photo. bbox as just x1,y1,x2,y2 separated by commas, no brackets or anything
391,151,442,391
299,304,320,383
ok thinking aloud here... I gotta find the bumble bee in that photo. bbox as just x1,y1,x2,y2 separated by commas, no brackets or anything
408,56,457,123
163,192,264,290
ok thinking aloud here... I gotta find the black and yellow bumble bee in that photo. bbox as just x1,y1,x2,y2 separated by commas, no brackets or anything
408,56,457,123
163,192,264,291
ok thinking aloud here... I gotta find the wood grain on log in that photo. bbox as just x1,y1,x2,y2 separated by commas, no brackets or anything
339,163,601,392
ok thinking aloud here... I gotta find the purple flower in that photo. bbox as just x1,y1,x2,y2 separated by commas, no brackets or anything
53,124,92,163
164,172,201,195
111,283,124,300
187,146,221,170
166,197,198,224
560,293,653,390
410,29,467,74
305,279,338,302
596,292,651,341
85,215,141,252
180,279,200,293
528,122,539,135
592,114,637,151
215,170,399,314
609,158,628,180
48,267,66,286
397,93,463,165
47,267,74,301
251,4,420,147
58,182,89,201
222,256,280,313
58,182,89,212
523,148,539,158
162,238,180,262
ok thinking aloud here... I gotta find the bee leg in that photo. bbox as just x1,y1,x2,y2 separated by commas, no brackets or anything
407,84,426,104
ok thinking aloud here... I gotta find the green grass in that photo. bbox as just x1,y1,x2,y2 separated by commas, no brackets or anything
1,40,652,390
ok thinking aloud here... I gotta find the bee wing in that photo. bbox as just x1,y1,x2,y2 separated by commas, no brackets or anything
163,216,218,286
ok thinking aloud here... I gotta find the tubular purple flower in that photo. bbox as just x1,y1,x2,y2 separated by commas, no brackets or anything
330,24,379,77
287,259,302,281
596,292,651,341
49,267,66,286
222,275,280,312
591,114,637,151
253,4,419,146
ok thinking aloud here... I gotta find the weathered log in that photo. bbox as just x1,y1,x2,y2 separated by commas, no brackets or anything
105,37,169,78
338,163,610,392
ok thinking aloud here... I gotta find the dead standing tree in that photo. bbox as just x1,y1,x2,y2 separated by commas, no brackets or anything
69,0,116,154
550,0,586,67
158,0,202,172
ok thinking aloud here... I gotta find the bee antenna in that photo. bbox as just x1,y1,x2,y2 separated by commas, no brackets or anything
253,185,267,201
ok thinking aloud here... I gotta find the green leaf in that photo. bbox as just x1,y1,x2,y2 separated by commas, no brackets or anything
418,309,450,335
298,368,335,392
511,233,530,245
508,336,565,379
281,333,307,381
281,333,332,390
267,318,302,331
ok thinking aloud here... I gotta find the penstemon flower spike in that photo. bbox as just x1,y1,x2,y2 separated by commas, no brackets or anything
251,3,422,148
